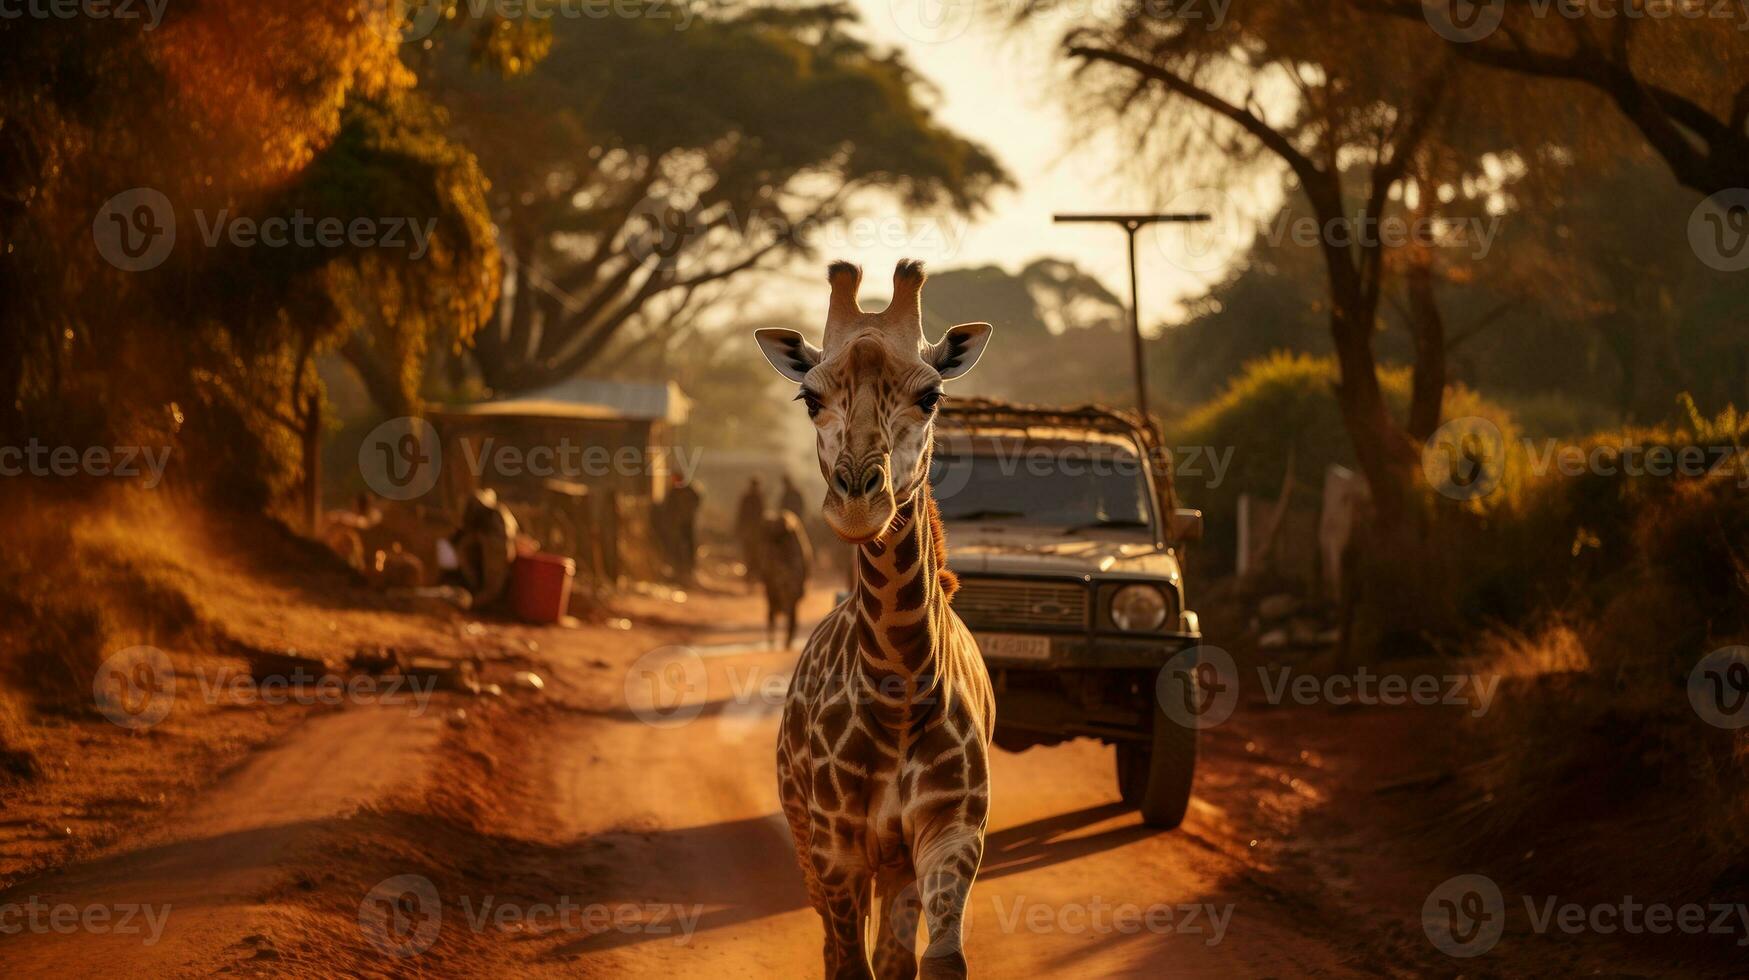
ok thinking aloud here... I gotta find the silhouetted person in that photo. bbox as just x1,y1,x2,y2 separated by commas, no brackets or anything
666,473,702,587
735,477,766,594
779,473,805,520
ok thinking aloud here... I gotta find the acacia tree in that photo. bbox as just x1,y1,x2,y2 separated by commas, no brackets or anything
1364,1,1749,197
1062,5,1477,526
424,2,1007,394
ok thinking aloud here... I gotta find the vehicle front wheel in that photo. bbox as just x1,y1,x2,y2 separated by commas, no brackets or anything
1115,702,1197,829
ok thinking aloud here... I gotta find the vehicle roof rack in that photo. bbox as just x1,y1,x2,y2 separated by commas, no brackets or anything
937,396,1178,506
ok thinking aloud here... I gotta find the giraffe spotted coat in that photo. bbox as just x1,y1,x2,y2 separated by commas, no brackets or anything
755,259,996,979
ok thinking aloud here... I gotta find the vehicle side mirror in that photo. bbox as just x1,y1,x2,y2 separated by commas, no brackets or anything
1169,508,1203,543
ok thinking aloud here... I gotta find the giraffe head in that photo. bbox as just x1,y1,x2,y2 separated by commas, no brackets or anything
754,259,992,544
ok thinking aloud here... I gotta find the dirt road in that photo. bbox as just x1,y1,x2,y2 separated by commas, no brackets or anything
1,584,1722,978
524,601,1355,978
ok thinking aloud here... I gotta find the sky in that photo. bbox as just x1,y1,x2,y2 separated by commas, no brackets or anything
775,0,1256,333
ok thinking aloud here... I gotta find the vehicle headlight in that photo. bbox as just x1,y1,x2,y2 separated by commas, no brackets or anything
1109,584,1167,632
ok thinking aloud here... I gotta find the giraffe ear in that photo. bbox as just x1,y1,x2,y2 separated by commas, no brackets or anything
754,328,822,382
931,322,992,381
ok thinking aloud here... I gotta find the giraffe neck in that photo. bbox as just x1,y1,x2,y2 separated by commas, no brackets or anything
852,486,955,728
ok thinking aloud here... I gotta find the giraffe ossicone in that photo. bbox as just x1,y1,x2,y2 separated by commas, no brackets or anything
756,259,996,979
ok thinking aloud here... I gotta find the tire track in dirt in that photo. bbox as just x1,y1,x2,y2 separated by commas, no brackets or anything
0,708,441,978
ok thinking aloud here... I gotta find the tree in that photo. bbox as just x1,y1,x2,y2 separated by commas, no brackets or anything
1,2,500,502
1364,1,1749,198
1156,151,1745,436
1149,212,1336,409
424,2,1009,395
1060,4,1479,525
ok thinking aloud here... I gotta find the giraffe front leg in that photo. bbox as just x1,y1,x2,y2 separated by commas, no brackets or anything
815,871,875,980
871,862,920,980
910,830,983,979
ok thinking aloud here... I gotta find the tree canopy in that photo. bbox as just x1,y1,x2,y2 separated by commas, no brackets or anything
425,1,1010,394
1058,1,1518,523
1,2,499,502
1047,0,1742,524
0,0,1007,510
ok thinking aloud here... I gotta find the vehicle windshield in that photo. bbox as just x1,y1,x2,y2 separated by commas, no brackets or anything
930,439,1155,535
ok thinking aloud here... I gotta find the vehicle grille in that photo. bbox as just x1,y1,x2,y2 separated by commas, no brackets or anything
952,578,1088,629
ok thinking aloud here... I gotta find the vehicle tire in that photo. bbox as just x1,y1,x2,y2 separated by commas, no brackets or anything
1115,702,1197,829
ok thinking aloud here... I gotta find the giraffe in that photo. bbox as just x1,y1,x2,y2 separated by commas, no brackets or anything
755,259,996,979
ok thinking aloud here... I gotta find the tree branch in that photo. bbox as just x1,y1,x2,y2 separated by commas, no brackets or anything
1067,44,1329,192
1357,0,1741,195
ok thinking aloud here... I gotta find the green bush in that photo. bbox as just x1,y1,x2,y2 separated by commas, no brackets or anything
1164,351,1520,570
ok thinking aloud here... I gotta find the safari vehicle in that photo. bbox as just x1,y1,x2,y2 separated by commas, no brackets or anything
932,398,1204,828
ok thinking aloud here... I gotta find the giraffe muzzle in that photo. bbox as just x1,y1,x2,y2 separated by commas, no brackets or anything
831,461,887,499
824,458,894,542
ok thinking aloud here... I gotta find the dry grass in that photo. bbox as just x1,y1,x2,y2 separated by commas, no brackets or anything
1485,620,1591,679
1455,464,1749,899
0,485,250,783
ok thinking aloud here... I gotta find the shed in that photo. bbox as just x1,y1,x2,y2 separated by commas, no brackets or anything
428,379,690,585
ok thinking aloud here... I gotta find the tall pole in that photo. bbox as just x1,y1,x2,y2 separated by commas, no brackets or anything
1054,212,1212,426
1124,223,1146,421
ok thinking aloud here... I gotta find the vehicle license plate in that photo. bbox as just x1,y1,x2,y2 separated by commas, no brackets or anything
976,633,1052,661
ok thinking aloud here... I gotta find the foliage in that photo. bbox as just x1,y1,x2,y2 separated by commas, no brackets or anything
1051,1,1536,525
310,93,502,415
1165,351,1521,564
427,0,1009,393
1149,219,1337,409
0,2,503,504
1455,419,1749,893
1156,151,1748,431
1360,0,1749,197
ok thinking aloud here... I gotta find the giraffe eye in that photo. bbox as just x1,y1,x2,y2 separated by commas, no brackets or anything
916,390,943,415
797,388,823,418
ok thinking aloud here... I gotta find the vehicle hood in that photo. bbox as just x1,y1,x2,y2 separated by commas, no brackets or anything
944,526,1182,582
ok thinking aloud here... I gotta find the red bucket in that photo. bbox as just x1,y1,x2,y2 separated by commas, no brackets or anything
511,552,576,624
